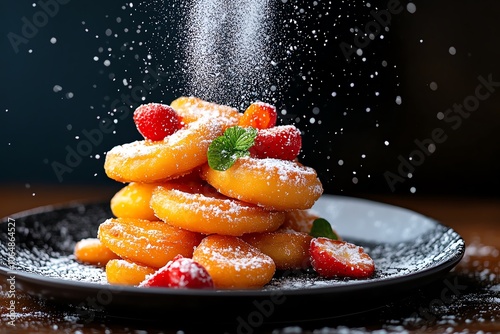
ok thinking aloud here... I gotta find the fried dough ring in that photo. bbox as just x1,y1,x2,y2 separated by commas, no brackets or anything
150,181,285,236
192,235,276,289
105,259,156,286
98,217,203,268
110,182,160,221
109,172,205,220
73,238,119,266
200,157,323,210
242,228,313,270
104,116,234,183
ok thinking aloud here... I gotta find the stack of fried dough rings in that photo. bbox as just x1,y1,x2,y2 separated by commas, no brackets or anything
74,97,325,289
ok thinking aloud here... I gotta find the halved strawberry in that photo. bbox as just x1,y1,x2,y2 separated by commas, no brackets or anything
133,103,183,141
238,102,277,129
249,125,302,160
139,255,214,289
309,238,375,279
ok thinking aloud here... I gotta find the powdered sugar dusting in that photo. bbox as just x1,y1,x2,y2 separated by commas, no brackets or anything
171,258,212,287
173,97,241,125
114,259,139,270
168,188,281,224
139,256,213,288
163,116,225,150
242,156,313,173
322,239,374,268
240,156,317,181
108,140,157,160
239,156,323,195
171,190,244,221
198,243,273,272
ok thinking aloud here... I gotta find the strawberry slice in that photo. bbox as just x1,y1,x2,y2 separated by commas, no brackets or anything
133,103,183,141
238,102,277,129
249,125,302,160
139,255,214,289
309,238,375,279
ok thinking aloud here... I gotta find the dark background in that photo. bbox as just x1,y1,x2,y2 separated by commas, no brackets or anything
1,1,499,198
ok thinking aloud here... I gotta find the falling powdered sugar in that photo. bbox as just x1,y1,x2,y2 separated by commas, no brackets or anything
183,0,276,107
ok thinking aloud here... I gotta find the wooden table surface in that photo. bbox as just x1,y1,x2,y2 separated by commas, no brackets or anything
0,184,499,333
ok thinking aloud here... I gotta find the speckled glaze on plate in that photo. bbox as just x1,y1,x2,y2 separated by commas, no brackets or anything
0,195,465,324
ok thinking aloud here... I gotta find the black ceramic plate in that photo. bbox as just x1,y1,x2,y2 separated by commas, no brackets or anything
0,195,465,325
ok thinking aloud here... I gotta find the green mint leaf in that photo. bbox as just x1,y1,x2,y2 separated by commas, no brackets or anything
207,126,257,171
227,126,258,151
310,218,338,240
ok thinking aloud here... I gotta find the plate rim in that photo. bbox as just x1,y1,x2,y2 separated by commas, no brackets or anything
0,194,466,299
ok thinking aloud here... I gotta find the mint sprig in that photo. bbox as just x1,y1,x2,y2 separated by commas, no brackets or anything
207,126,258,171
310,218,339,240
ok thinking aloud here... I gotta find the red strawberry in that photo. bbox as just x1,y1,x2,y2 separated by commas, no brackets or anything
238,102,277,129
249,125,302,160
139,255,214,289
133,103,183,141
309,238,375,279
